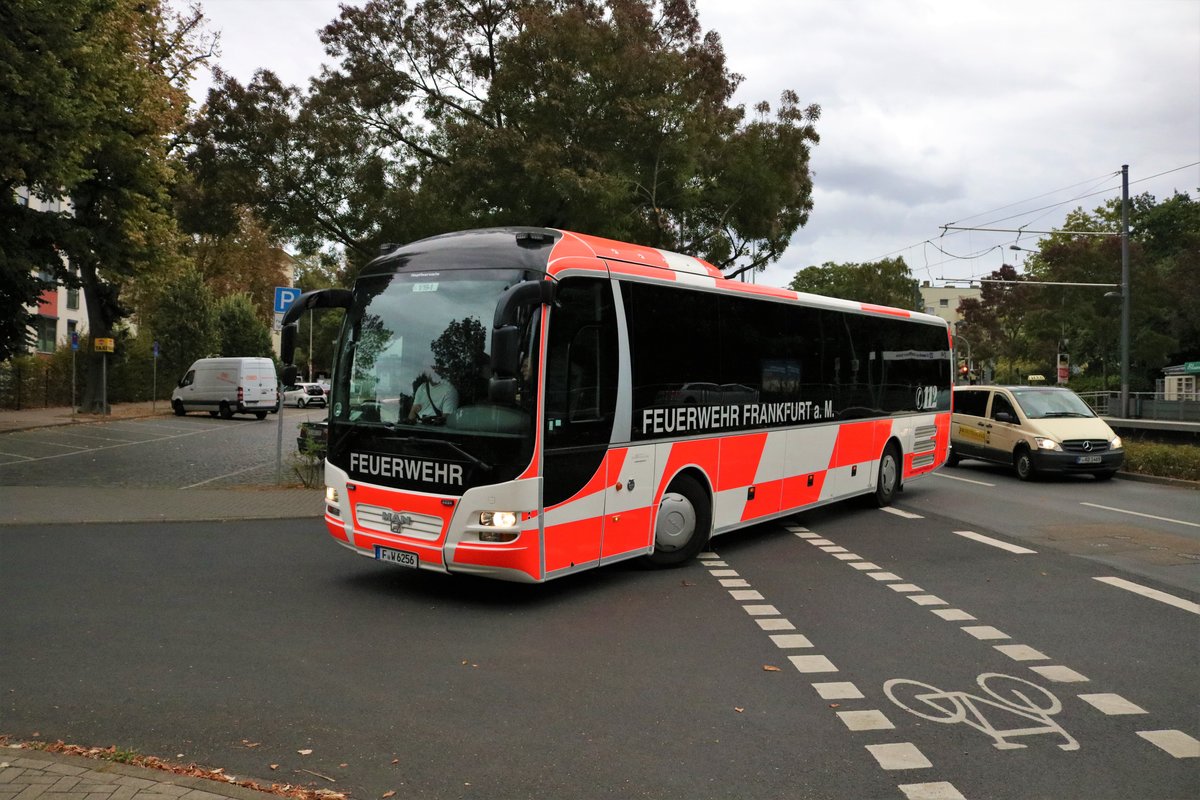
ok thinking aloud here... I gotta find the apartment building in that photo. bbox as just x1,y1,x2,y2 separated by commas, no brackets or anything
15,187,88,355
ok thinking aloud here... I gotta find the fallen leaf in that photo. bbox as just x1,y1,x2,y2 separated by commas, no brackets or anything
269,764,279,771
298,749,313,756
734,707,744,713
829,703,840,709
338,764,347,769
680,580,695,587
390,759,399,765
762,665,781,672
382,792,396,798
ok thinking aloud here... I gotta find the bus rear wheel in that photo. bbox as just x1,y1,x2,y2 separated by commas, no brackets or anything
645,475,710,567
867,443,901,507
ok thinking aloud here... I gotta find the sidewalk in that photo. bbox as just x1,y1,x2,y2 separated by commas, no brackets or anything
0,746,308,800
0,403,323,524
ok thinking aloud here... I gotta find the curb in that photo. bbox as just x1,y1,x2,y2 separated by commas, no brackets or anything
1115,470,1200,490
2,746,283,800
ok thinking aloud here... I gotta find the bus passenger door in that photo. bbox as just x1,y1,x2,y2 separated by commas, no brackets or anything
540,277,619,576
602,444,656,560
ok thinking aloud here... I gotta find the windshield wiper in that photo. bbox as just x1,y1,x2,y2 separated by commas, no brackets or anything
1041,411,1090,418
379,423,493,472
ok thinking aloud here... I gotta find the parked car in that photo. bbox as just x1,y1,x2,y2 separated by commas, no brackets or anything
948,385,1123,480
171,357,278,420
297,419,328,459
283,382,328,408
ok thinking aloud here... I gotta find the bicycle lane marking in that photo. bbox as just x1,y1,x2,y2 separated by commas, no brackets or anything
699,541,967,800
788,520,1200,761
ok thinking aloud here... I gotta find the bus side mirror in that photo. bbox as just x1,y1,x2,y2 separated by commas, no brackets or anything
281,322,298,366
491,325,521,376
490,279,553,378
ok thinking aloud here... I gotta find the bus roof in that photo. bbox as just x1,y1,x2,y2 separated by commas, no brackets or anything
362,227,948,328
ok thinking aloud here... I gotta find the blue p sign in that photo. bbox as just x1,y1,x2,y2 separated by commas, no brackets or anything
274,286,302,314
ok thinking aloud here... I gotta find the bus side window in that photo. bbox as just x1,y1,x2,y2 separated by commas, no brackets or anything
568,325,600,421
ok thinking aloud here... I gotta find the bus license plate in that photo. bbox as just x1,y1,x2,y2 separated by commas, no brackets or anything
375,546,418,568
1076,455,1102,464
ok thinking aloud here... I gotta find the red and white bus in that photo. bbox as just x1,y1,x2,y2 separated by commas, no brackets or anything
281,228,953,582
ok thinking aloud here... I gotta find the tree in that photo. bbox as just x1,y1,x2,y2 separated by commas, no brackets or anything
956,265,1040,384
147,267,217,380
215,293,273,357
187,208,292,327
0,0,217,406
189,0,820,277
788,257,921,310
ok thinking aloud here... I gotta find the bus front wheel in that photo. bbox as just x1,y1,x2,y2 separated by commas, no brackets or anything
645,475,711,567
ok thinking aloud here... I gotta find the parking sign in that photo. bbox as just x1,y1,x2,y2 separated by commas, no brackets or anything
274,286,302,314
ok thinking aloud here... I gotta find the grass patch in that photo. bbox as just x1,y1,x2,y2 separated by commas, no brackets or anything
1123,440,1200,482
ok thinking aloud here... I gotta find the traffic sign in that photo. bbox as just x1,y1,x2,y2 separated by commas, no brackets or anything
70,332,79,351
274,286,302,314
1185,361,1200,374
94,337,115,353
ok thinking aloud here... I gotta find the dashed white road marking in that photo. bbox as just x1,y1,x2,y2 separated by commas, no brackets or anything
833,553,861,560
909,595,947,606
994,644,1049,661
961,625,1009,640
934,472,995,486
850,562,881,570
756,618,795,631
699,552,719,559
1030,665,1089,683
709,569,738,577
899,782,967,800
789,655,838,673
932,609,976,621
743,604,779,616
729,589,764,601
1078,693,1147,715
881,507,924,519
719,578,750,587
888,583,923,593
793,532,820,539
1136,730,1200,758
868,572,902,581
1081,502,1200,529
953,530,1037,554
807,538,834,545
812,681,864,700
1093,577,1200,615
769,634,813,649
837,709,896,731
819,545,849,553
866,742,933,770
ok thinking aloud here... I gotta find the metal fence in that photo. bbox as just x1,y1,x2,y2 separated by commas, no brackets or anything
1077,391,1200,422
0,359,74,410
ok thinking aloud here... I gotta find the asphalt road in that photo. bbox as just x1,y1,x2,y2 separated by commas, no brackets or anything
1,416,1197,799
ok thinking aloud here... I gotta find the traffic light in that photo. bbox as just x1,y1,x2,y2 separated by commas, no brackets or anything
959,361,969,377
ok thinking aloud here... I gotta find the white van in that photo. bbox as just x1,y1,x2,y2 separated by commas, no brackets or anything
948,385,1124,480
171,357,279,420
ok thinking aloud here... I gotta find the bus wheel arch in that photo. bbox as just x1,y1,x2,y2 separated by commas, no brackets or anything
645,470,712,567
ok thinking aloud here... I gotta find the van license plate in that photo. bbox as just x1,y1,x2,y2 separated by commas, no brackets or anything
1076,455,1102,464
375,546,418,568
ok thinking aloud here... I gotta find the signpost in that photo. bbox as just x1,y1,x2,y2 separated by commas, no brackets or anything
71,332,79,416
94,337,115,415
152,340,159,414
272,287,301,483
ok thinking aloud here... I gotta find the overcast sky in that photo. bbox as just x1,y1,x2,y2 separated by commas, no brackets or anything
184,0,1200,289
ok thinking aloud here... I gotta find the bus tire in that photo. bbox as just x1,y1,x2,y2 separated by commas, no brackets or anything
868,443,902,507
645,475,711,567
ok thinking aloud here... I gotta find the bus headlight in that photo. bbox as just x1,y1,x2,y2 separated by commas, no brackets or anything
480,511,517,528
1034,437,1062,452
1110,435,1123,450
325,486,340,516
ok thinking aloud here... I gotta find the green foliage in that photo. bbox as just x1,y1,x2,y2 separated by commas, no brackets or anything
1123,441,1200,483
788,257,921,309
188,0,820,277
147,267,218,379
215,293,273,357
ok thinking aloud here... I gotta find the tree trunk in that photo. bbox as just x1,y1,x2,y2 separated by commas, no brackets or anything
77,258,123,414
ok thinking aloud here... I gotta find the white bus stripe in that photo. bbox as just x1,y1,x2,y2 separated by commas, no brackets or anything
1081,502,1200,529
1093,577,1200,615
953,530,1037,554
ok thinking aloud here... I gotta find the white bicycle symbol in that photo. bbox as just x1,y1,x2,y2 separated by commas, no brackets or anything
884,673,1079,751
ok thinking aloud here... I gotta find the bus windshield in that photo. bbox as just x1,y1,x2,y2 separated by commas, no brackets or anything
328,268,538,488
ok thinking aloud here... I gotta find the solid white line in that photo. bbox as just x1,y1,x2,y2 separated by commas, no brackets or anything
881,507,923,519
1081,502,1200,529
1093,577,1200,615
183,462,268,489
953,530,1037,554
2,424,243,465
933,472,995,486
